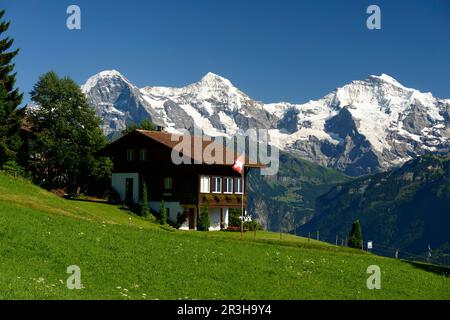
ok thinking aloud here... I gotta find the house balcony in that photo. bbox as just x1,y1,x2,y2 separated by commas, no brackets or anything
198,193,247,208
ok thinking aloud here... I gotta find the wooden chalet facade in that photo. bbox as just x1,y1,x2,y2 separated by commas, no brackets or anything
99,130,262,231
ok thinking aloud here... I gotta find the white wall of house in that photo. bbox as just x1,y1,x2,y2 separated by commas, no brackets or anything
145,199,232,232
149,201,184,224
209,208,223,231
224,208,229,227
178,220,190,230
112,173,139,204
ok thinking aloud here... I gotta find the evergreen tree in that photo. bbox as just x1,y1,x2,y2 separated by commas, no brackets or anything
28,71,111,194
159,199,167,225
348,220,363,249
197,203,210,231
139,180,149,217
0,10,23,166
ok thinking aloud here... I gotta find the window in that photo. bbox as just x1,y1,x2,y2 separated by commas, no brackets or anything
126,149,134,161
234,178,243,194
200,176,210,193
224,177,233,194
139,149,148,161
164,177,173,191
212,177,222,193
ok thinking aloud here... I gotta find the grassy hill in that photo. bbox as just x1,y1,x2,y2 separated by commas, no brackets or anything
0,173,449,299
301,155,450,266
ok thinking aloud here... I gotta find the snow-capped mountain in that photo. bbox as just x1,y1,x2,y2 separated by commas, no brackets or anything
82,70,450,176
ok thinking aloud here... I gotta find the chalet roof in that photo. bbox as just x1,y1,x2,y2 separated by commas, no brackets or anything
101,129,265,168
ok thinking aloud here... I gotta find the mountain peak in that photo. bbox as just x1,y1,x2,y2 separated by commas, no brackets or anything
97,69,125,78
82,69,130,93
368,73,405,88
198,72,234,88
202,72,227,81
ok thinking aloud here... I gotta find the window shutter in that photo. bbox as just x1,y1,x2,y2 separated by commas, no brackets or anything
210,176,213,193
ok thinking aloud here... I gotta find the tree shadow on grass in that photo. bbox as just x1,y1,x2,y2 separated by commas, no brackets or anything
404,260,450,277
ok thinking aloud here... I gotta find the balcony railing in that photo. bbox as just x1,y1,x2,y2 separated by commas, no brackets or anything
198,193,247,208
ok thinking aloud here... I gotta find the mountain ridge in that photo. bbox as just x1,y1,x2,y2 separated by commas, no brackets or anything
82,70,450,175
300,154,450,266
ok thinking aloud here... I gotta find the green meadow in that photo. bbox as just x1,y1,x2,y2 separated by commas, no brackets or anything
0,173,448,300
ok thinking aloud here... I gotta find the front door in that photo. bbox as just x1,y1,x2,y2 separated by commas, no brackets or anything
188,208,195,230
125,178,133,204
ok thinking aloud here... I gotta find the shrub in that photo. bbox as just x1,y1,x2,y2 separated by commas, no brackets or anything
228,209,262,231
1,160,26,178
348,220,363,249
138,180,149,217
159,200,167,225
197,203,210,231
228,208,242,228
244,220,262,231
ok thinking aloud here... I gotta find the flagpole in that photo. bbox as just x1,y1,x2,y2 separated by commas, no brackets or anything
232,155,245,241
241,165,244,240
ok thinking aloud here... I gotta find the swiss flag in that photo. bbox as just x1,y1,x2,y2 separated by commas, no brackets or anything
232,155,245,175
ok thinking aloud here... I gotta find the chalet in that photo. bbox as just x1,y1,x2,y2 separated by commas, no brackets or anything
99,129,263,231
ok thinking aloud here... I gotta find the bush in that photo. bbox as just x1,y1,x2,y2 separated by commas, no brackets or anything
244,220,262,231
228,208,242,228
197,203,210,231
159,200,167,225
1,160,26,178
138,180,149,217
348,220,363,249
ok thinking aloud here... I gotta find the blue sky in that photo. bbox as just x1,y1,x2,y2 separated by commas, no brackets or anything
4,0,450,105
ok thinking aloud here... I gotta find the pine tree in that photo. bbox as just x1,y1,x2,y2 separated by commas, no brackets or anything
348,220,363,249
0,10,23,166
159,200,167,225
139,180,149,217
197,203,210,231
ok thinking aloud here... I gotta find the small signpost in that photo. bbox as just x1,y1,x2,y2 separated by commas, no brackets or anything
367,241,373,250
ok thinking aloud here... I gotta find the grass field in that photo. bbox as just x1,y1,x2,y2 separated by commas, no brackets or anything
0,173,449,300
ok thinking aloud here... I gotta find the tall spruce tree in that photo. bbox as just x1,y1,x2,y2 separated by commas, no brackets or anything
159,200,167,225
0,10,23,166
29,71,111,194
348,220,363,249
139,180,149,217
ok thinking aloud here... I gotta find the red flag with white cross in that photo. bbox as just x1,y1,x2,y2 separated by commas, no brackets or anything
232,155,245,175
